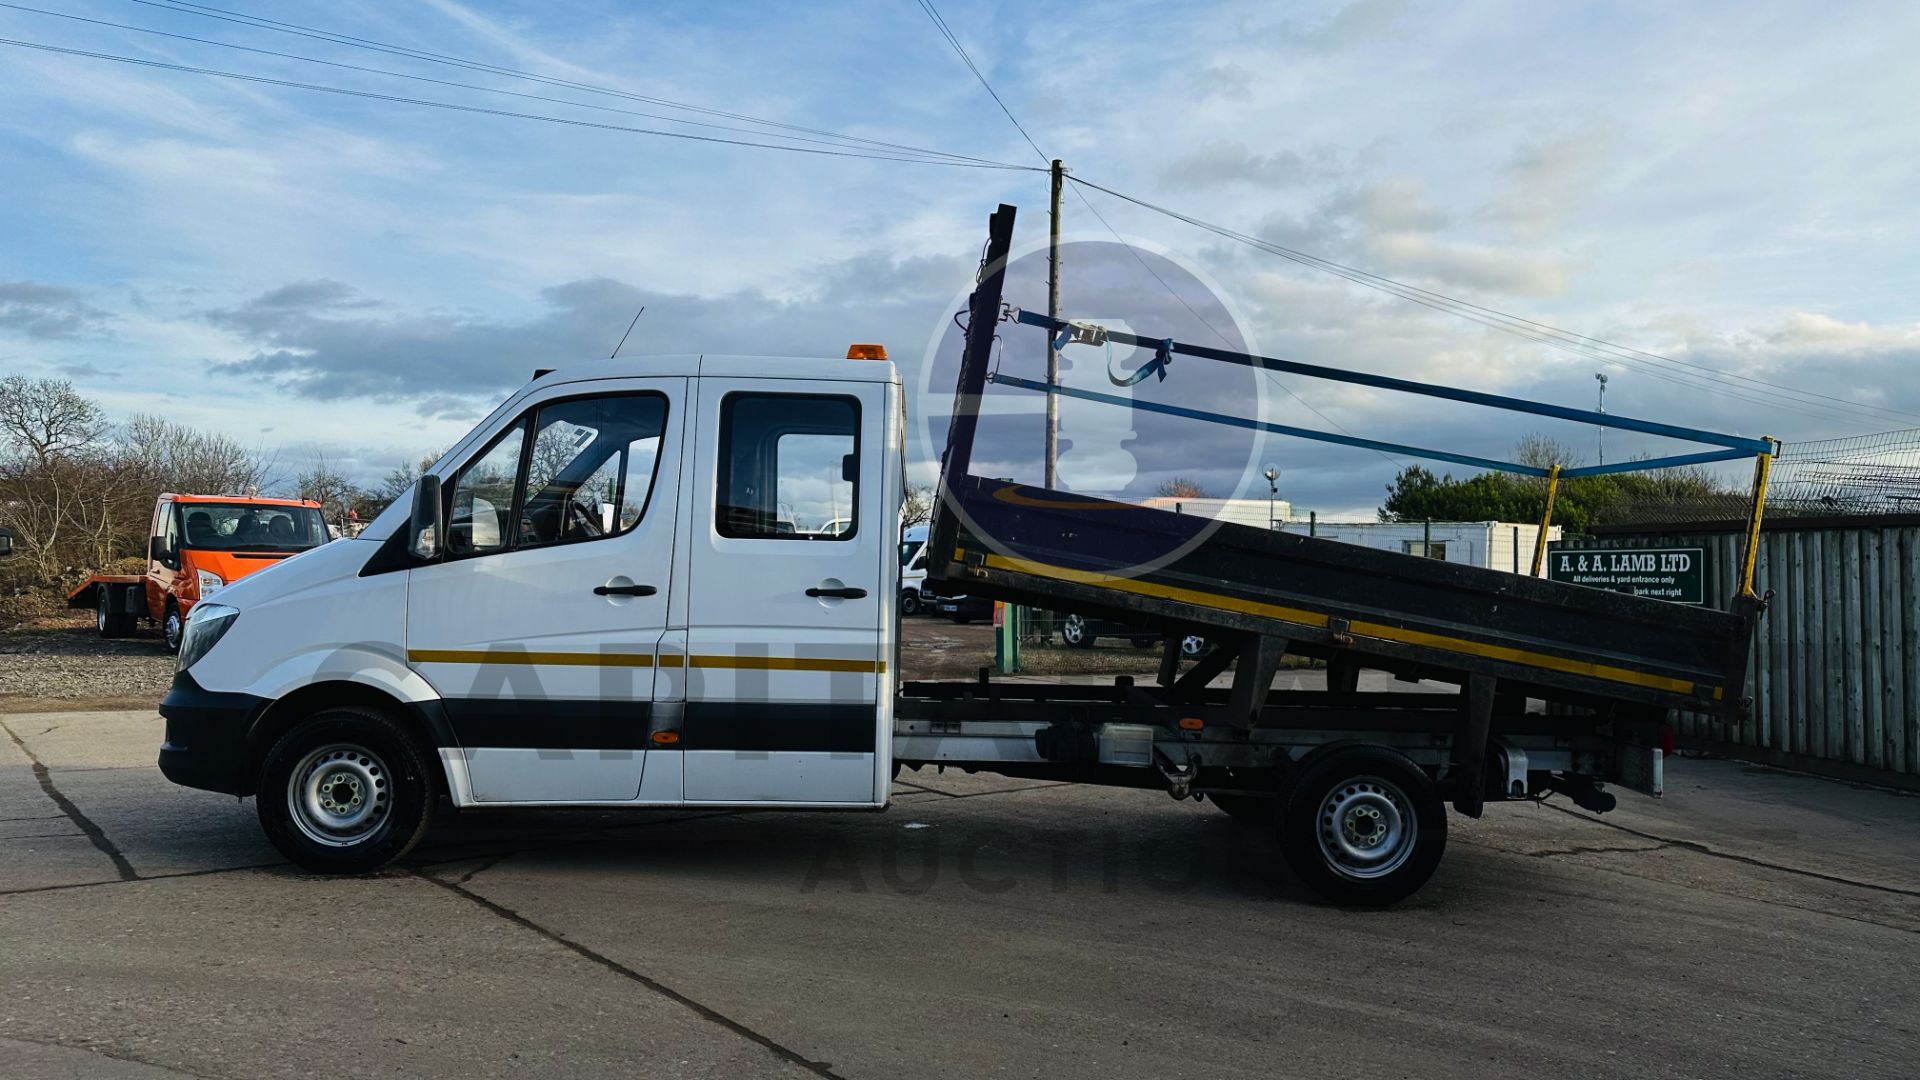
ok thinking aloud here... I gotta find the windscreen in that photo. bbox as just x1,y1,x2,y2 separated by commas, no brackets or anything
177,503,329,552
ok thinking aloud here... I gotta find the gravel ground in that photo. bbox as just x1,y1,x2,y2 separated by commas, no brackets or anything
0,615,1175,713
0,618,177,712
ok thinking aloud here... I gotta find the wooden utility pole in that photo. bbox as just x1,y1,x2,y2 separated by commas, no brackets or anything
1045,158,1063,490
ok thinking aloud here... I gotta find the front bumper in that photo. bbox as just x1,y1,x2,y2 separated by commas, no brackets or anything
157,670,269,796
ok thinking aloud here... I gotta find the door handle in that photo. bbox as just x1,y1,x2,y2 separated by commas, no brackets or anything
594,583,658,597
806,586,868,599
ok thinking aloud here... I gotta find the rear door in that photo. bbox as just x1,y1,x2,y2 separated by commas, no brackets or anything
406,378,684,803
680,378,888,805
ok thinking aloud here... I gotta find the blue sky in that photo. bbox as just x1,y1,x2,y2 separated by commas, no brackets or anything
3,0,1917,516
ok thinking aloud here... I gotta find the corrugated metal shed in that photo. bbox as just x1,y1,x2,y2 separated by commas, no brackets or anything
1566,515,1920,780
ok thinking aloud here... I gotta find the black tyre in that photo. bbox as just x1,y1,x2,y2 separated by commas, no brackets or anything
1279,746,1446,906
257,706,437,874
161,601,185,653
1060,613,1095,648
901,590,923,616
95,591,134,639
1210,793,1276,824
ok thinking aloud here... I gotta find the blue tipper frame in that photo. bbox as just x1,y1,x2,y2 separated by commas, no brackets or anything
1006,309,1773,477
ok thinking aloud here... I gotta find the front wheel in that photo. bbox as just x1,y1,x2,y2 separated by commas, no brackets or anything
257,706,436,873
1279,746,1446,906
161,601,185,653
901,590,923,616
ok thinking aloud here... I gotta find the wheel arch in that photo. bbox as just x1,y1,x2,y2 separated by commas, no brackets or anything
242,681,453,797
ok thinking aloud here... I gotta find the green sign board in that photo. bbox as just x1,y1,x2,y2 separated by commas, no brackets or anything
1548,546,1706,605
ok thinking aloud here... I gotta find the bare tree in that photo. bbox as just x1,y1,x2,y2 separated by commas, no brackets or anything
0,376,106,467
901,483,935,527
1155,476,1212,499
121,413,269,496
295,450,359,530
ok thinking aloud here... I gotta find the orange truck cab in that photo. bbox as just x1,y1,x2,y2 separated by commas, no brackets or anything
68,494,330,651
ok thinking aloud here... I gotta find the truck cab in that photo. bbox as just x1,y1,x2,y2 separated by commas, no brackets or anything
72,493,329,650
159,353,903,872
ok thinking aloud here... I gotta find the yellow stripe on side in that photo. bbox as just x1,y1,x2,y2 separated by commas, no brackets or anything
407,650,882,674
689,655,887,674
969,549,1719,700
406,649,655,668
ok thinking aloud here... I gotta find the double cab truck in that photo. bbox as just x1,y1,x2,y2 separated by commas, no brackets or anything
155,206,1766,905
69,493,330,651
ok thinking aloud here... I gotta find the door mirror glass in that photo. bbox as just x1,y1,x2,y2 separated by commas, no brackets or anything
148,535,168,563
410,474,445,560
0,527,12,558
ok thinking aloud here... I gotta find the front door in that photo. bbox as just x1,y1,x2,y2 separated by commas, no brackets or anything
406,379,684,803
681,378,889,804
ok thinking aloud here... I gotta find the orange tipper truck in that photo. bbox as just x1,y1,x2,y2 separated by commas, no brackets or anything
67,494,330,651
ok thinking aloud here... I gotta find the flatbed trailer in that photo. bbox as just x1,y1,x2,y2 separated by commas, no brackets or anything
894,204,1769,902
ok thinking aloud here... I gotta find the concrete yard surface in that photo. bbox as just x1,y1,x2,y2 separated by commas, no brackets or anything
2,707,1916,1079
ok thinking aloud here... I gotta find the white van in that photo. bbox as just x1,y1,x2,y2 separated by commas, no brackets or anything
899,523,929,614
160,353,902,872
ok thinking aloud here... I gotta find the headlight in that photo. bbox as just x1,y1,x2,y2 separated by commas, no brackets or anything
178,603,240,672
196,568,225,597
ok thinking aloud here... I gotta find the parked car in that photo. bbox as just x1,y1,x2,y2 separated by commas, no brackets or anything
1058,611,1206,656
928,588,992,623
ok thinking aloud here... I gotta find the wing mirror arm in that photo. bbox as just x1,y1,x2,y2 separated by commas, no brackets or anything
410,475,444,560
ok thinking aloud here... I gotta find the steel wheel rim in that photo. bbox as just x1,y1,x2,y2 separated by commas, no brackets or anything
1181,635,1205,657
1062,615,1086,643
164,611,182,649
1315,775,1416,880
287,742,393,848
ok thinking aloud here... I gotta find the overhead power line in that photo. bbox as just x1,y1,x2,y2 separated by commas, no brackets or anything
1068,175,1920,430
113,0,1018,168
0,1,1008,163
909,0,1398,466
0,35,1039,169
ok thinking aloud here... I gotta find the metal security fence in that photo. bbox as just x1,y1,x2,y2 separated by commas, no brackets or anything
1566,516,1920,779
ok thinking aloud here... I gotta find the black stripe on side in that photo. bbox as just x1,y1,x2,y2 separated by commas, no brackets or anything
681,702,877,753
443,698,653,750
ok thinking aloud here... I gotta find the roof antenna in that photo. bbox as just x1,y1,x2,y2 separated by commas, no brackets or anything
610,305,646,359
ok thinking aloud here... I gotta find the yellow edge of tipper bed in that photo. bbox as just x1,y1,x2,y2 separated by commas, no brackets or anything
970,550,1720,701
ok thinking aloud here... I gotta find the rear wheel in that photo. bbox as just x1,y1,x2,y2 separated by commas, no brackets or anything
162,601,185,653
901,590,923,616
95,591,133,638
257,706,436,874
1061,613,1095,648
1279,745,1446,906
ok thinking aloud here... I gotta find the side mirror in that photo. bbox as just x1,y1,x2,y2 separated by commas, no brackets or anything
0,527,12,558
410,475,444,560
148,535,167,562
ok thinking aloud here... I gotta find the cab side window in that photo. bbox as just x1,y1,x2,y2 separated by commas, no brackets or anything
716,394,859,541
444,392,668,559
518,395,667,549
